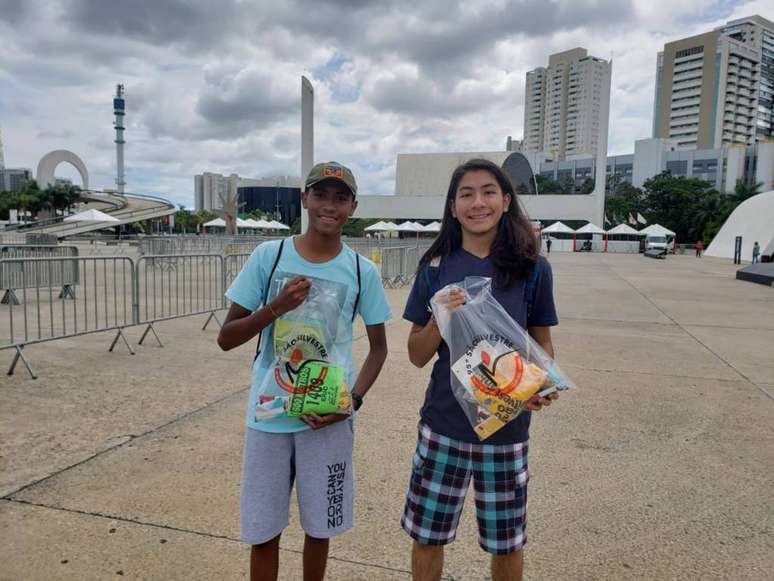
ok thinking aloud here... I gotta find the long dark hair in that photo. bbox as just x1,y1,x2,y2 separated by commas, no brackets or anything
418,158,539,288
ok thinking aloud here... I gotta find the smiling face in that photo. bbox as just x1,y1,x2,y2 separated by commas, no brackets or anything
301,179,358,236
451,169,511,236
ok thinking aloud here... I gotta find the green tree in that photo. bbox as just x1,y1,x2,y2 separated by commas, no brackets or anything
535,175,563,194
580,177,595,195
731,179,763,204
641,173,720,242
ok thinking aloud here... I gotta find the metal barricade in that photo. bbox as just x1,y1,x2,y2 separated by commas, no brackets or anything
0,246,80,305
0,255,136,377
135,254,225,345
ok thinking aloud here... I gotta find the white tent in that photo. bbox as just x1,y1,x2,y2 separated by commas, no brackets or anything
707,191,774,260
63,209,119,223
240,218,261,229
575,223,605,235
364,221,391,232
267,220,290,230
639,223,675,237
421,221,442,232
236,218,252,228
396,221,423,232
203,218,226,228
381,221,399,231
606,224,642,236
542,221,575,234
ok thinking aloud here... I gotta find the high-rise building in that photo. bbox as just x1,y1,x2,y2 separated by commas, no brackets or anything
194,172,300,212
717,16,774,143
1,168,33,192
653,15,774,150
523,48,612,161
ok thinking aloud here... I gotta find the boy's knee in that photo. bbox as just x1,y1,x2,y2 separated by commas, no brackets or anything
252,534,281,550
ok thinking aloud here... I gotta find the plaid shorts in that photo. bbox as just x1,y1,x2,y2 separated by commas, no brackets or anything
401,422,529,555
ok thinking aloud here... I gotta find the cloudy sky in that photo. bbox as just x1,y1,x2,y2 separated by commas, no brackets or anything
1,0,772,206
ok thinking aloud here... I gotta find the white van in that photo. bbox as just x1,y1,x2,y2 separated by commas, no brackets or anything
645,235,670,253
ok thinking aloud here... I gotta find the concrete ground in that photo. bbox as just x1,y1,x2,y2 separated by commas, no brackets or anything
1,252,772,580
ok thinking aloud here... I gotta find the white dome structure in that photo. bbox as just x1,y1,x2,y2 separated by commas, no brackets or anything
706,191,774,260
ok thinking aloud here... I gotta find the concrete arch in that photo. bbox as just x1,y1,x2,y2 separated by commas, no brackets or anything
36,150,89,189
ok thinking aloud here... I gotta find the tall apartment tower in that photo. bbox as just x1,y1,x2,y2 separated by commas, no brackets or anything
523,48,612,160
653,15,773,149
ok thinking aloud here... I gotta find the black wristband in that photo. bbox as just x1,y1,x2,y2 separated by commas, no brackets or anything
351,393,363,411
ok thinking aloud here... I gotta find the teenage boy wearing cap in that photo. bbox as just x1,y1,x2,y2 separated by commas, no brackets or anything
218,162,391,581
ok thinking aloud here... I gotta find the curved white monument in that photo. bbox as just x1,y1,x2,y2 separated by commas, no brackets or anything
706,191,774,260
36,150,89,189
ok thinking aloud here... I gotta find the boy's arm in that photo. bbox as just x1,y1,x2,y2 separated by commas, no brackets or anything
301,322,388,430
217,276,310,351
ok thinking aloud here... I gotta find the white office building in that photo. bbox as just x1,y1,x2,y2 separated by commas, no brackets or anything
523,48,612,161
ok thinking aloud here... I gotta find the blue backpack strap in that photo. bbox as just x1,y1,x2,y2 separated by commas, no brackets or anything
525,259,542,320
254,239,285,361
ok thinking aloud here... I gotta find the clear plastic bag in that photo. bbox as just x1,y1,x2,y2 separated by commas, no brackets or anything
253,275,352,421
430,276,575,440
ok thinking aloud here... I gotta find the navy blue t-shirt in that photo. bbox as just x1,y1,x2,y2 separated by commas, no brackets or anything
403,249,559,444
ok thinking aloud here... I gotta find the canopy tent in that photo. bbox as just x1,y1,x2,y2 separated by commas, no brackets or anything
240,218,264,229
396,221,423,232
202,218,226,228
639,223,675,237
421,221,442,232
364,221,395,232
267,220,290,230
541,221,575,234
235,218,252,228
606,224,642,236
63,209,120,223
575,223,605,235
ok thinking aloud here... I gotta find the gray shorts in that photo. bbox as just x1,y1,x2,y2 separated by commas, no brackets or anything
240,420,355,544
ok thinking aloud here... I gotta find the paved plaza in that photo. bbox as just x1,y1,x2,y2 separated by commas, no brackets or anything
1,252,773,580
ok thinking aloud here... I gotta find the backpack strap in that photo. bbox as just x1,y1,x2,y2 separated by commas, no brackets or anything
351,253,361,322
254,239,285,361
525,259,542,322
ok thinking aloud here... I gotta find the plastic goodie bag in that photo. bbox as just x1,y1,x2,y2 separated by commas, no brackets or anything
431,276,575,441
253,275,352,422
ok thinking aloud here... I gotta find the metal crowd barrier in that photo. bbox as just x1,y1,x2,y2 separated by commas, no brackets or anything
1,255,136,378
134,254,225,346
1,246,80,305
1,241,429,378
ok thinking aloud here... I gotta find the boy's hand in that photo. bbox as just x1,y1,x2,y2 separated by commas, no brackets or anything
300,412,349,430
526,391,559,412
271,276,311,316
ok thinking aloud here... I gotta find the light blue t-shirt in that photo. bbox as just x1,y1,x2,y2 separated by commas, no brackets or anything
225,238,392,433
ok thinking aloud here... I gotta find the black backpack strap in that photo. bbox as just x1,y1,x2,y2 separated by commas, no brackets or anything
351,253,361,322
254,239,285,361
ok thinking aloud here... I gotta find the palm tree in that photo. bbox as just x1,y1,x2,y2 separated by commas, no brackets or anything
732,180,762,203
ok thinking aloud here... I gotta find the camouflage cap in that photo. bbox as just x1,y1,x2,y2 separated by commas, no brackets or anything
304,162,357,197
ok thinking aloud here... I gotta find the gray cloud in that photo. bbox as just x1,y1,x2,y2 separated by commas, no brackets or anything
0,0,26,25
63,0,240,48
